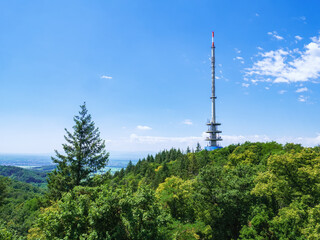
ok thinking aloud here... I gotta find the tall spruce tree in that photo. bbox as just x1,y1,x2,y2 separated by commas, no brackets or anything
48,103,109,199
195,142,202,152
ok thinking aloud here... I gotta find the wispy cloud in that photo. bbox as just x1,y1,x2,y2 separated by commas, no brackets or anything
234,55,244,64
295,35,303,41
182,119,193,125
245,35,320,84
136,125,152,130
106,133,320,152
130,134,200,144
255,13,259,17
129,133,320,149
222,134,271,144
300,16,306,21
242,83,250,88
101,75,112,79
235,48,241,54
298,95,307,102
296,87,308,93
267,31,284,40
279,90,287,94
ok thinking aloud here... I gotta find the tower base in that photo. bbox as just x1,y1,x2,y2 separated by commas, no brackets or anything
205,146,223,151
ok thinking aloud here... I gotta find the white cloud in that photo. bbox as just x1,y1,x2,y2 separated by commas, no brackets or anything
268,31,284,40
235,48,241,54
234,56,244,64
245,35,320,84
295,35,303,41
265,87,270,90
279,90,287,94
242,83,250,88
296,87,308,93
223,134,271,144
299,16,306,22
130,134,200,144
105,133,320,153
101,75,112,79
163,133,320,148
182,119,193,125
136,125,152,130
128,134,203,151
257,46,263,51
298,95,307,102
255,13,259,17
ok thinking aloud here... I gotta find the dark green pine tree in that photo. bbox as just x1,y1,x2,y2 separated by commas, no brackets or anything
48,103,109,199
186,146,191,154
195,142,202,152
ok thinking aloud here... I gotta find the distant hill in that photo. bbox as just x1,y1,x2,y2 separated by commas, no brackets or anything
0,154,52,167
29,165,56,173
0,166,47,187
0,161,134,187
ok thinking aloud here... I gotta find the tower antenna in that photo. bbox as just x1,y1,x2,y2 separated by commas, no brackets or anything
205,31,222,151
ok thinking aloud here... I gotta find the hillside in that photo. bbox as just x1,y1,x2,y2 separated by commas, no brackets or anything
0,166,47,187
2,142,320,239
27,142,320,239
0,176,45,236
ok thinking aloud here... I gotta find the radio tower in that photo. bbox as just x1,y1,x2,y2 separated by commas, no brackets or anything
205,31,222,151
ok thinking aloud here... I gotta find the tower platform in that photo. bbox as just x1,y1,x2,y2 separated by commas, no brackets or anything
205,146,223,151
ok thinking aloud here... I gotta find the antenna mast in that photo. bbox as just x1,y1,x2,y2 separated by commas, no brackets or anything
205,31,222,150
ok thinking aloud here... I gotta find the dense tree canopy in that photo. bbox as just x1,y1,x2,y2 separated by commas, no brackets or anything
2,140,320,239
0,176,7,207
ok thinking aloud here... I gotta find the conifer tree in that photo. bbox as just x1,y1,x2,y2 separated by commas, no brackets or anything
48,103,109,199
196,142,202,153
186,146,191,154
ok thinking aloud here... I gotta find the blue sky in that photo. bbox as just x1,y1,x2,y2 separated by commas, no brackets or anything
1,0,320,158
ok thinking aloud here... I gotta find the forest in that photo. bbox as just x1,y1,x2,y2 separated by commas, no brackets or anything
1,105,320,239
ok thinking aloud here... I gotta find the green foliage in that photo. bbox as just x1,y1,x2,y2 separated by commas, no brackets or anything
196,163,257,239
252,148,320,207
48,103,109,199
0,221,19,240
29,185,169,240
239,205,274,240
270,200,308,239
0,176,7,206
5,141,320,239
0,166,47,188
0,177,45,237
171,221,210,240
156,176,196,222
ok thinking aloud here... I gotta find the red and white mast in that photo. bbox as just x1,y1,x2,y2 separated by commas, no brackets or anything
205,31,222,150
